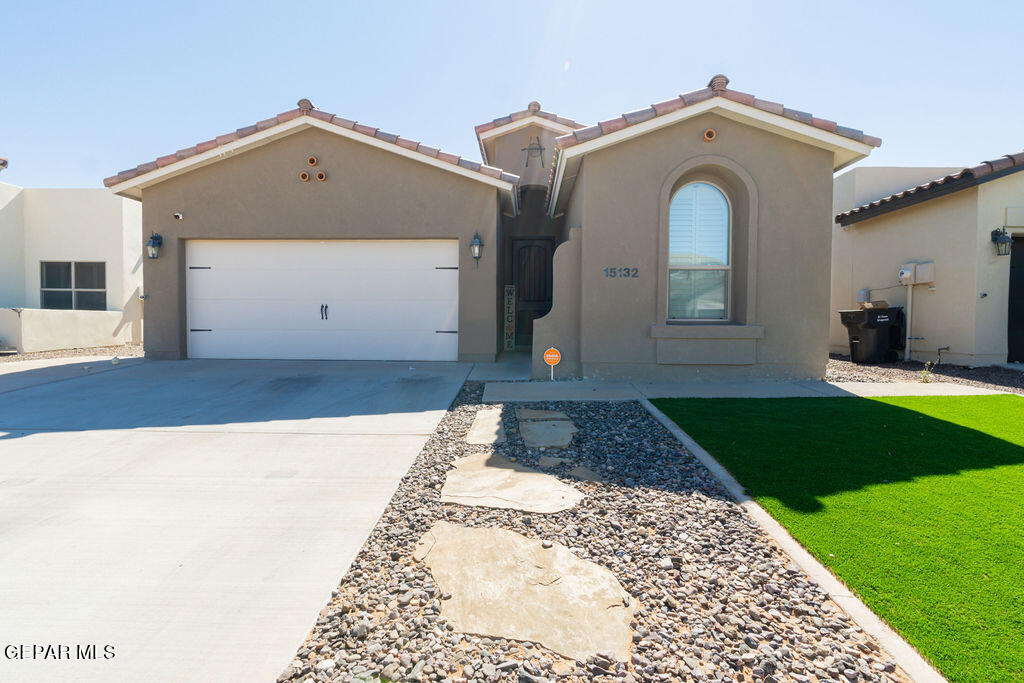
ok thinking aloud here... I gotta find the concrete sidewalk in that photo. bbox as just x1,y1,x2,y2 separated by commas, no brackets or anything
483,378,1008,402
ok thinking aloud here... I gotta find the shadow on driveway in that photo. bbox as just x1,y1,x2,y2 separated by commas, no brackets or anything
0,359,472,439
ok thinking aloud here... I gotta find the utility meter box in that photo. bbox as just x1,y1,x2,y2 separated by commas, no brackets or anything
914,261,935,284
897,261,935,285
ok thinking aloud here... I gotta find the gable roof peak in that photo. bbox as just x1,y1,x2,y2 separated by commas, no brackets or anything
708,74,730,92
104,99,520,204
553,79,881,153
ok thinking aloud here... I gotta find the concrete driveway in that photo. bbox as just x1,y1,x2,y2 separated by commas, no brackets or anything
0,359,469,682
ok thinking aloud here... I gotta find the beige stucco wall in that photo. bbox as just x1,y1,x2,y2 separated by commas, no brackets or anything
138,126,502,361
0,309,21,350
833,167,959,216
830,166,961,360
0,308,133,353
829,190,980,364
0,183,26,308
975,172,1024,364
486,124,562,188
0,183,143,347
21,189,143,342
533,227,582,378
830,169,1024,366
535,112,835,380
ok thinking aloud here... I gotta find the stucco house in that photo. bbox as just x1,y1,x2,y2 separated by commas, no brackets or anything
831,153,1024,366
104,75,879,379
0,176,143,353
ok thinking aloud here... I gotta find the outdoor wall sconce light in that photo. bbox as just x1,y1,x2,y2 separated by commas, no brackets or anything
991,227,1012,256
469,232,484,267
146,232,163,259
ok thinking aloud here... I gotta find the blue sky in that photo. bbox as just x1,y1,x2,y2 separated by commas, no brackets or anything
3,0,1022,188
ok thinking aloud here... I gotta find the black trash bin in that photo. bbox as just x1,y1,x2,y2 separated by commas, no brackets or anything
839,307,905,363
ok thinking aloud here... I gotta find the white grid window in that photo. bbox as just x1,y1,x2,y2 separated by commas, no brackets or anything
668,182,730,320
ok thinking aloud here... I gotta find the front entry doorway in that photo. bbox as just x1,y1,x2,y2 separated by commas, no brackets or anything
511,238,554,351
1009,236,1024,362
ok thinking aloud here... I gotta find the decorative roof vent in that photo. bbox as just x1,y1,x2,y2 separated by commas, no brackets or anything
297,98,314,112
527,101,541,114
708,74,730,92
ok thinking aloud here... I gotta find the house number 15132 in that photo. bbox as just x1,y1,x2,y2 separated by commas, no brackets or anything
603,267,638,278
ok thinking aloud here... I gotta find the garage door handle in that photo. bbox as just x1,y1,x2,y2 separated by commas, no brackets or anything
324,304,328,320
320,304,325,320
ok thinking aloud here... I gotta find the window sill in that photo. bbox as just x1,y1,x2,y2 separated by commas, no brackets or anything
650,323,764,340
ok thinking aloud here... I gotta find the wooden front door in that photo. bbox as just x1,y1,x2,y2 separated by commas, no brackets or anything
511,238,554,350
1009,237,1024,362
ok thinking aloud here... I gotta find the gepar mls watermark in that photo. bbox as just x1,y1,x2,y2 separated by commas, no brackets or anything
4,644,116,661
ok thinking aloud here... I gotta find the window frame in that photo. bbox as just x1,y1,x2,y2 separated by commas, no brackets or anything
666,181,732,322
40,261,107,311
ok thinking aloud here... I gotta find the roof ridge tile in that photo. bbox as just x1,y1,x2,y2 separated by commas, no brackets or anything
473,103,586,136
104,103,518,190
836,148,1024,224
550,78,879,152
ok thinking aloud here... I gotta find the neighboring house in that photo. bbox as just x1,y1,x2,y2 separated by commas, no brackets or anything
0,179,143,353
831,153,1024,366
105,76,880,380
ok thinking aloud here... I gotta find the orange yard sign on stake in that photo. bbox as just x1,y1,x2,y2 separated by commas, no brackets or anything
543,347,561,381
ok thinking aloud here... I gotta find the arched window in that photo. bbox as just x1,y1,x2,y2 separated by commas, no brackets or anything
668,181,730,320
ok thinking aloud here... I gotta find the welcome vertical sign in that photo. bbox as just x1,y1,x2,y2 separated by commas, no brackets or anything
503,285,516,351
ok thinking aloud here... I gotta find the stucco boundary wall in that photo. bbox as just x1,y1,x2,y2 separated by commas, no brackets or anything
0,308,134,353
533,227,582,379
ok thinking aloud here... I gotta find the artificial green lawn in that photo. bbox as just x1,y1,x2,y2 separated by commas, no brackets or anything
651,394,1024,682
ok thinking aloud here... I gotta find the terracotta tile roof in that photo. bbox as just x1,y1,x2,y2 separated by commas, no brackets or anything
554,75,882,151
474,101,586,135
836,150,1024,225
104,99,519,188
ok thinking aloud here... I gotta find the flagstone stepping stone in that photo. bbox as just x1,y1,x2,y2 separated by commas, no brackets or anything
466,407,506,444
440,453,582,513
413,521,635,662
537,455,570,468
568,465,604,482
519,419,578,448
515,407,571,422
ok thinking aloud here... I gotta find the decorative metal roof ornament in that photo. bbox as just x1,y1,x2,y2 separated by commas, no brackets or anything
521,136,545,168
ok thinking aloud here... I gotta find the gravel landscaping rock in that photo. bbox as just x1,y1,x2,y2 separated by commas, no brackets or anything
0,343,143,363
827,353,1024,395
283,382,908,682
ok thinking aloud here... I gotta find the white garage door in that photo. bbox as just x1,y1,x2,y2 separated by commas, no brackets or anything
186,240,459,360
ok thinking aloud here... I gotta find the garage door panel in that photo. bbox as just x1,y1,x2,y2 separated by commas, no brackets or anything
187,240,459,270
188,268,457,302
188,298,458,333
188,268,343,300
186,240,461,360
188,329,458,361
